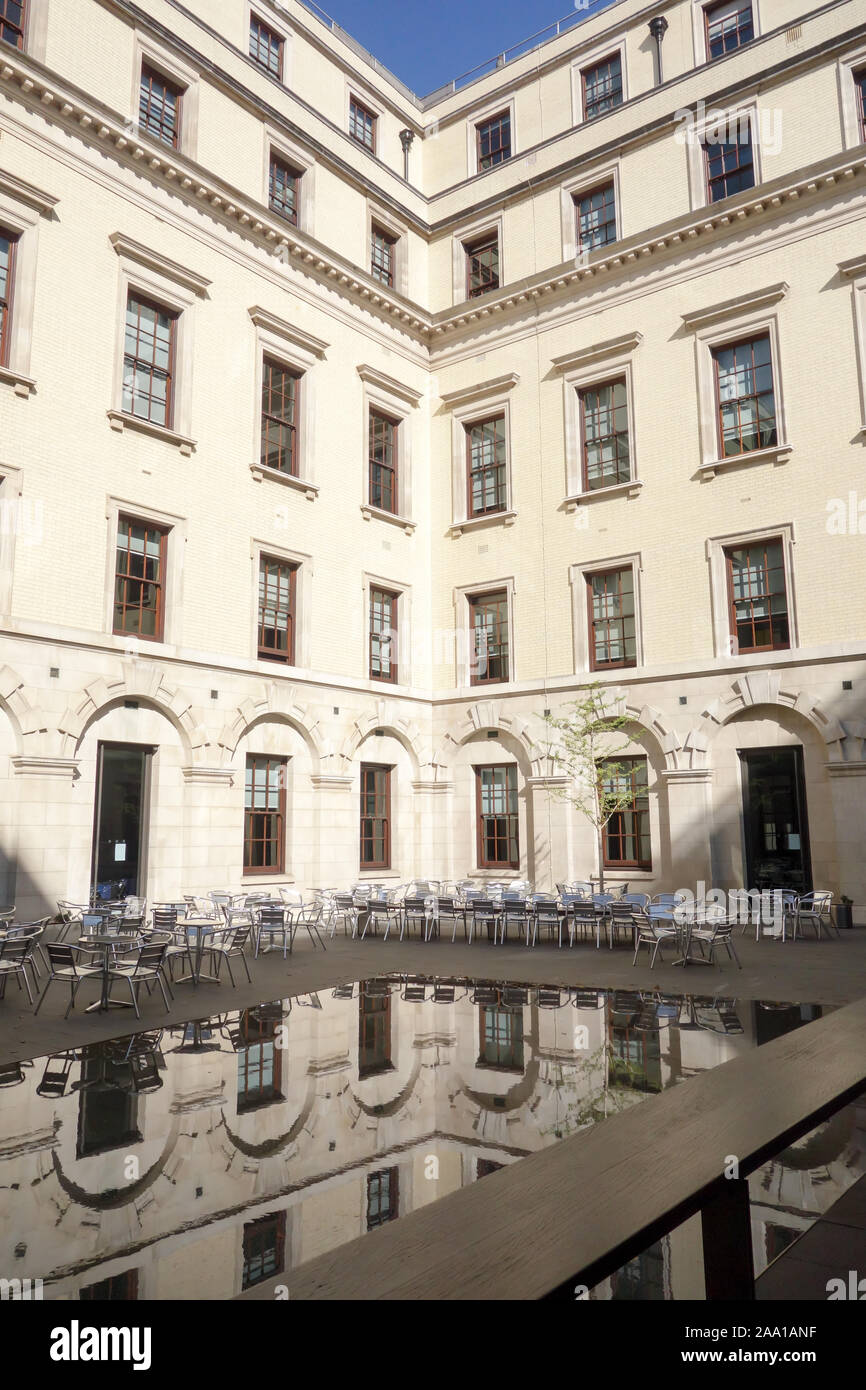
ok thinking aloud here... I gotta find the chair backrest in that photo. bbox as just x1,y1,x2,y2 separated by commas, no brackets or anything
46,942,77,971
592,893,614,906
622,893,650,908
572,882,593,896
224,924,252,951
279,888,304,908
225,907,253,928
135,943,167,972
799,890,833,911
152,907,178,928
258,906,287,926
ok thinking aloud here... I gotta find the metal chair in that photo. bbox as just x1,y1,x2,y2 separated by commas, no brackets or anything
255,905,292,959
689,917,742,968
106,943,172,1017
529,895,562,947
0,937,37,1004
793,891,837,941
206,924,253,985
632,911,678,968
34,942,104,1017
37,1051,76,1098
497,899,530,946
292,903,327,951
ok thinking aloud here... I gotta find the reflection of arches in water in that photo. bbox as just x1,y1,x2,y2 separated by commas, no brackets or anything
773,1108,856,1171
463,1057,542,1114
221,1076,319,1159
349,1046,424,1119
50,1119,181,1211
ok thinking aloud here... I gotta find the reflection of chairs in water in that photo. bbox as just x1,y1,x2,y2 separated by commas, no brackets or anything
431,978,463,1004
37,1051,76,1098
536,987,567,1009
633,996,661,1032
331,983,357,999
363,977,395,998
471,981,501,1006
691,997,744,1034
401,976,428,1002
500,985,529,1011
571,988,605,1010
0,1061,31,1087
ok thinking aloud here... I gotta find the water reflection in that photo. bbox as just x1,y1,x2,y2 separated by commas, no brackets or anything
0,978,861,1300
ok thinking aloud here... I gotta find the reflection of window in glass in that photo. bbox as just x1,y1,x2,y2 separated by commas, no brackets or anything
587,568,636,669
579,379,630,490
123,294,176,427
601,758,651,869
712,334,776,456
581,54,623,121
466,416,506,516
478,1005,524,1070
465,232,500,299
703,123,755,202
725,539,789,653
360,765,391,869
237,1008,283,1111
476,111,511,170
244,754,286,873
242,1211,286,1289
476,764,519,868
469,591,509,684
369,587,398,683
114,517,167,642
705,1,754,61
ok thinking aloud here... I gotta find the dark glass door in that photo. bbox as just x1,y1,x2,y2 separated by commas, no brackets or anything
91,743,152,899
739,746,811,893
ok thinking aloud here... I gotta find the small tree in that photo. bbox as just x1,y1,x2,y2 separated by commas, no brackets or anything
543,683,638,893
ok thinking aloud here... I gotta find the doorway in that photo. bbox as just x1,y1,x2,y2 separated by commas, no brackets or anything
91,743,153,899
739,746,811,893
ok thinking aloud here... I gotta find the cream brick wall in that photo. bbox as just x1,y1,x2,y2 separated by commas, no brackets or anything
0,0,864,916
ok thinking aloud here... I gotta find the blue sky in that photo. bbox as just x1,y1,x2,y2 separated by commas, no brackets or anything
320,0,615,96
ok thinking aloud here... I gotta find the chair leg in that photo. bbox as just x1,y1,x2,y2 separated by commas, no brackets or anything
241,951,252,983
34,977,53,1015
225,955,236,987
157,973,171,1013
128,977,140,1019
64,979,82,1020
19,967,34,1005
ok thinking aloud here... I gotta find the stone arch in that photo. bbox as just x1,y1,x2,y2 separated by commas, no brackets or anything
607,691,684,771
338,698,425,777
687,671,847,768
0,663,45,752
218,680,325,770
58,660,205,761
433,700,549,778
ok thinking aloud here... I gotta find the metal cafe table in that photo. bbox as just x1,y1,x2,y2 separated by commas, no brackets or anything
76,934,137,1014
174,918,222,986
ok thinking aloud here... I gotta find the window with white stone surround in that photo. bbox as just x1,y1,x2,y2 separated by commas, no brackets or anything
552,333,642,507
0,170,57,397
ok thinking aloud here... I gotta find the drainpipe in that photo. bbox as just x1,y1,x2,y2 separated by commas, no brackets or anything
649,15,669,86
399,128,414,182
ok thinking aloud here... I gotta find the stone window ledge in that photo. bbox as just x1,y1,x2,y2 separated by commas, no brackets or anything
699,444,792,480
250,462,318,497
108,409,196,455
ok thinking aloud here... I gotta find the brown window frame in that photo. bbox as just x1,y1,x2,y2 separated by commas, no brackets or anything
575,181,617,253
366,1167,398,1229
581,53,623,122
0,0,26,50
469,589,509,685
368,409,399,514
249,13,284,79
466,415,507,517
122,292,177,428
261,356,300,476
360,763,391,870
268,153,300,226
724,538,790,655
476,110,511,171
0,227,15,367
475,763,519,869
369,586,398,684
139,62,183,149
359,982,393,1077
703,124,755,203
586,566,637,671
243,754,287,875
80,1269,139,1301
236,1009,284,1112
711,332,777,458
464,231,500,300
257,554,297,664
855,68,866,143
242,1211,286,1289
601,756,652,870
349,96,377,153
370,224,397,288
478,1004,524,1070
579,376,631,492
704,1,754,62
113,515,168,644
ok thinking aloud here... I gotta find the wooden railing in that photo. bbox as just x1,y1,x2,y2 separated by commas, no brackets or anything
239,996,866,1300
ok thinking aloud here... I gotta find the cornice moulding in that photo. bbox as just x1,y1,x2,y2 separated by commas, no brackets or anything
248,304,329,358
681,280,789,331
439,372,519,408
551,331,643,373
110,231,212,297
0,167,58,216
356,363,423,405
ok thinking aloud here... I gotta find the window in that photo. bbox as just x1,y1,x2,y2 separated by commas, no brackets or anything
269,154,300,225
725,538,789,652
465,232,499,299
242,1212,286,1289
237,1009,283,1111
466,416,506,516
114,516,167,642
712,333,776,456
0,229,14,366
582,54,623,121
359,983,392,1076
80,1270,139,1301
856,68,866,142
244,755,286,875
587,567,636,670
76,1059,141,1156
601,758,651,869
139,63,182,148
368,409,398,513
469,590,509,684
475,764,518,868
122,293,176,427
250,13,283,78
349,96,376,152
366,1168,398,1229
479,1006,524,1069
360,764,390,869
370,224,396,287
704,123,755,202
580,378,630,490
0,0,25,49
477,1159,504,1178
476,111,511,170
705,1,754,60
261,357,299,475
258,555,296,663
575,182,617,253
370,587,398,682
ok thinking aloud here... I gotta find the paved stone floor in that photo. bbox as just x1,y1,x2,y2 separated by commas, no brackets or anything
3,920,865,1066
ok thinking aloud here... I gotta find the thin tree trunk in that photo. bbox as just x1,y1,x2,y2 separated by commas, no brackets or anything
596,824,605,895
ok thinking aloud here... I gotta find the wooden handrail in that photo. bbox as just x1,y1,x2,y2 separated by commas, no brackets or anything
240,996,866,1300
